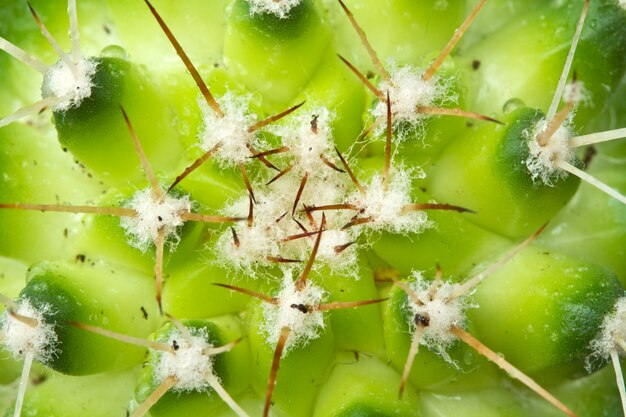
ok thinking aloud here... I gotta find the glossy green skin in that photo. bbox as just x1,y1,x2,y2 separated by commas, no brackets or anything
52,57,183,186
429,108,580,238
134,317,249,417
458,1,626,131
0,0,625,416
19,261,160,375
469,248,623,380
312,352,420,417
382,284,486,390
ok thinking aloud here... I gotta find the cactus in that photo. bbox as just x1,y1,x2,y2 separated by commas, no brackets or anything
0,0,625,416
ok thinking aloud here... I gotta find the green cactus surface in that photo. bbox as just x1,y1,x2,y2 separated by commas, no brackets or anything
0,1,626,417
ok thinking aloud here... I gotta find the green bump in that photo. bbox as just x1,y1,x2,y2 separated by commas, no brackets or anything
135,316,249,417
468,248,623,380
312,353,420,417
225,0,331,110
428,108,580,238
382,284,485,390
19,260,160,375
53,57,183,186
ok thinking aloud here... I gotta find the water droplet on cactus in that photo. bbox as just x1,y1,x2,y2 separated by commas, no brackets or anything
503,98,525,114
100,45,128,60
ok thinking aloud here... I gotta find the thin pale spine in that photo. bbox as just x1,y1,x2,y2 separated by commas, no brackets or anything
8,311,38,328
180,212,245,223
130,376,177,417
203,338,242,355
121,107,164,201
167,143,221,192
240,163,256,204
247,101,305,133
0,95,72,129
400,203,474,214
292,173,308,215
0,203,136,217
206,375,251,417
337,54,384,99
320,155,345,173
144,0,224,117
267,165,293,185
398,327,424,399
294,213,326,291
250,146,290,159
451,327,578,417
69,322,175,353
212,283,278,305
336,0,390,80
13,352,34,417
67,0,81,64
155,228,166,315
415,106,503,125
263,326,291,417
383,92,392,191
335,147,365,194
555,160,626,205
305,203,359,213
545,0,590,121
0,36,48,74
27,2,77,76
422,0,487,81
451,223,547,299
355,117,384,145
315,298,388,311
570,128,626,148
610,349,626,417
0,293,20,311
536,100,574,147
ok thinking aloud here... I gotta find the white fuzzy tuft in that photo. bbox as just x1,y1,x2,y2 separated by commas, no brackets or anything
42,57,97,111
618,0,626,10
245,0,302,18
274,107,335,176
121,188,191,251
525,118,576,185
590,298,626,361
372,63,454,138
315,229,357,273
404,271,472,359
0,300,57,363
348,168,431,235
216,223,281,271
562,81,590,106
261,272,326,353
155,328,216,392
216,175,352,274
199,91,259,166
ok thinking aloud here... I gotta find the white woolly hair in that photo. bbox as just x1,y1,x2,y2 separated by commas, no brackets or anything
199,91,259,166
120,188,191,251
245,0,302,18
371,62,455,140
348,167,431,235
525,118,576,185
154,327,216,392
261,271,326,354
404,271,472,361
562,81,591,107
215,175,352,274
273,107,335,176
589,298,626,362
42,57,97,111
314,228,358,276
0,299,58,363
